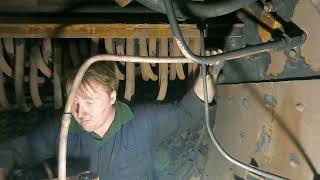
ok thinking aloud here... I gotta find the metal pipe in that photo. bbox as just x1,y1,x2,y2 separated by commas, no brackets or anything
58,54,205,179
197,26,288,179
163,0,287,65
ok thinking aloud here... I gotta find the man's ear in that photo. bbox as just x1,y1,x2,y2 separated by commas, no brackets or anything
110,90,117,104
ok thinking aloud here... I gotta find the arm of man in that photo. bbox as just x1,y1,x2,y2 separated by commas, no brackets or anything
0,168,8,180
0,115,60,175
133,74,216,147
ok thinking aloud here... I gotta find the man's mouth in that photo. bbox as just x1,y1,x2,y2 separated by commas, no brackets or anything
80,119,91,124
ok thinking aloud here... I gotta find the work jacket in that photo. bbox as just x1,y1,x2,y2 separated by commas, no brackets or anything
0,90,207,179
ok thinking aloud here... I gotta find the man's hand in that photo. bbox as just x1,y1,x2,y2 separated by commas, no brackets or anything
193,49,225,103
208,61,225,82
194,74,215,103
0,168,8,180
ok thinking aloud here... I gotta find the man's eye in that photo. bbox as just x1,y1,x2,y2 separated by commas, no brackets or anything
86,101,94,104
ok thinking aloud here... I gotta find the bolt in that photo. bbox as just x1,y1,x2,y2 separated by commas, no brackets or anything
264,94,278,108
296,102,304,112
289,153,300,168
289,49,297,58
227,95,233,103
240,131,246,143
264,2,273,12
241,96,249,110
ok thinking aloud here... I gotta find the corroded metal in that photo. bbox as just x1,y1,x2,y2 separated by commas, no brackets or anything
0,24,201,38
204,80,320,180
291,0,320,71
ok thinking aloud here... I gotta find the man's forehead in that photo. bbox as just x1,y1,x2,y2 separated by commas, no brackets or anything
77,80,108,99
66,79,108,99
75,83,95,100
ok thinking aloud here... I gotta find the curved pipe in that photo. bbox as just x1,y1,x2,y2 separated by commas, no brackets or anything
58,55,199,179
164,0,289,178
198,27,288,180
163,0,287,65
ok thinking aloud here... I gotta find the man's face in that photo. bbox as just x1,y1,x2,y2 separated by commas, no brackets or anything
66,80,116,133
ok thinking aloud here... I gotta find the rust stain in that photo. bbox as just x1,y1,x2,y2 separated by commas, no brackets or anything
291,0,320,71
258,11,282,43
205,80,320,179
266,51,287,76
0,24,201,38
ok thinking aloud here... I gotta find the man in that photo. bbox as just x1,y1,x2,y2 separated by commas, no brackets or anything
0,61,216,179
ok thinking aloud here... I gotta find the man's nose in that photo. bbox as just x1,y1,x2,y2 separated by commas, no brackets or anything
76,103,86,118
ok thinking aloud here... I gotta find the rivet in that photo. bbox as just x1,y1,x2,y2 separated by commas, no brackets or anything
296,102,304,112
289,153,300,168
264,94,277,108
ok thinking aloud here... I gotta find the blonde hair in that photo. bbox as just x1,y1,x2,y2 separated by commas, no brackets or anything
66,62,119,95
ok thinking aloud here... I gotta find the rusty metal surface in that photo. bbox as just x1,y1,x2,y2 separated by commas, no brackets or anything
203,80,320,180
266,50,287,76
0,24,201,38
260,0,320,76
257,10,282,43
291,0,320,71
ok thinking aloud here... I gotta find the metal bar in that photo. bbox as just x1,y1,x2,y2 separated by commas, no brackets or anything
0,5,156,14
163,0,287,64
0,24,201,38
